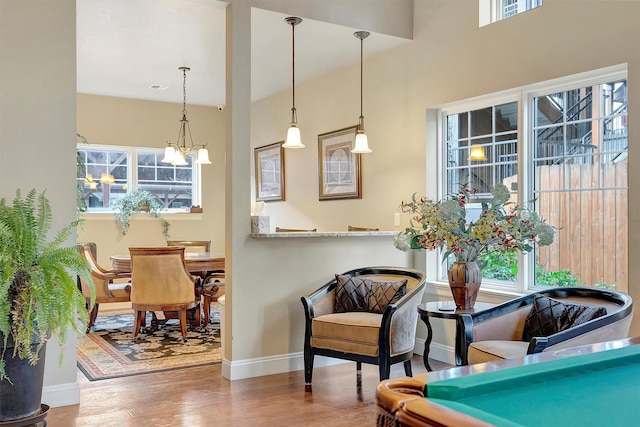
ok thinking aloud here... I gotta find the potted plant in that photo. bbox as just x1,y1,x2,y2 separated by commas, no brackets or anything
394,184,555,308
0,189,94,421
110,189,171,239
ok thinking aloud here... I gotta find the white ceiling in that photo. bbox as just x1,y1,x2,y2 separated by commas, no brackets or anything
76,0,410,107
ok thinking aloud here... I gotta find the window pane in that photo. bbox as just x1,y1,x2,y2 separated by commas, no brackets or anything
533,79,628,292
77,148,129,210
137,151,194,208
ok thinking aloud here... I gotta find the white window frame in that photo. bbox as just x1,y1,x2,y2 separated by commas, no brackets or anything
436,64,628,294
77,144,203,213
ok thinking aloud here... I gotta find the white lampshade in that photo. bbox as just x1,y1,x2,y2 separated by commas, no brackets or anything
173,154,188,166
196,148,212,164
161,146,176,163
283,125,304,148
352,132,372,153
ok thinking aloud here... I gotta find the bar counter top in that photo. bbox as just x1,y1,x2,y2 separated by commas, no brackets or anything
250,231,398,238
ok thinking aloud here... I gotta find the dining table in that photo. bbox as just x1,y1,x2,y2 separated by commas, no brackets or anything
110,251,225,275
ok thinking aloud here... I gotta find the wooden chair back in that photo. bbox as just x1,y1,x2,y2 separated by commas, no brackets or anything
166,240,211,252
129,247,200,338
276,227,317,232
348,226,379,231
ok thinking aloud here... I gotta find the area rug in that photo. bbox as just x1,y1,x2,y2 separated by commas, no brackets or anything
77,310,221,381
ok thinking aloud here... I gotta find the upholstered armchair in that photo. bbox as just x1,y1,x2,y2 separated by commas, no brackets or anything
78,242,132,332
129,247,201,339
301,267,426,389
460,287,633,364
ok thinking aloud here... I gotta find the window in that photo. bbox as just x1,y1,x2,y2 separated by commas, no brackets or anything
479,0,542,27
440,66,628,293
77,145,201,212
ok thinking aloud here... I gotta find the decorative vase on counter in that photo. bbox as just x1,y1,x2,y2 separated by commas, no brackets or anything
447,261,482,309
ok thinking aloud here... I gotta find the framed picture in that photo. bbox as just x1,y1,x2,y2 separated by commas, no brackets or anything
318,126,361,200
254,142,285,202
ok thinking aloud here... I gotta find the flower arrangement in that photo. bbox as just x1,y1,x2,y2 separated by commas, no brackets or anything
394,184,554,263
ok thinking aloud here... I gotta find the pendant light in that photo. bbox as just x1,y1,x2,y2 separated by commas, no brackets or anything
282,17,304,148
470,145,488,161
161,67,212,165
352,31,372,154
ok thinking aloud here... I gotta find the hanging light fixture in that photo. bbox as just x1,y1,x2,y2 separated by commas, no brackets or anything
352,31,372,153
282,17,304,149
161,66,212,165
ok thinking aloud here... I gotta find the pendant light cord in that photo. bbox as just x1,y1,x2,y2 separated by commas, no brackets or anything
291,21,296,111
359,35,363,119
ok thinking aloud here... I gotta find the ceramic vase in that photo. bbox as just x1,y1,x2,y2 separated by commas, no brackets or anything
447,261,482,309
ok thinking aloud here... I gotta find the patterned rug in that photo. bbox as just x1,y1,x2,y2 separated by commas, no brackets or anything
77,309,222,381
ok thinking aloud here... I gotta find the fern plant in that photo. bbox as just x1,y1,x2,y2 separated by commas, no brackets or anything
0,189,94,382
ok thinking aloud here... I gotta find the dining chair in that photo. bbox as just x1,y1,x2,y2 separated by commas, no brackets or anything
166,240,211,252
129,247,201,339
202,271,225,326
275,227,317,232
348,226,380,231
78,242,132,332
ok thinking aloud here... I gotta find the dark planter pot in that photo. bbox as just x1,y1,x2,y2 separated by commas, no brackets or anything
0,334,46,422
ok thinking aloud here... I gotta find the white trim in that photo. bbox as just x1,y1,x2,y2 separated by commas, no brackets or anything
221,352,347,381
41,382,80,408
414,338,456,366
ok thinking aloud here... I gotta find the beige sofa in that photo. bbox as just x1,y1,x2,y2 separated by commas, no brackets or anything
301,267,426,389
459,287,633,364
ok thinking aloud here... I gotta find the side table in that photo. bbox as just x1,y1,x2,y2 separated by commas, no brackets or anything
417,301,496,371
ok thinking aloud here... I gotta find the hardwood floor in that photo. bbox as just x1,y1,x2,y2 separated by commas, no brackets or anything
46,355,450,426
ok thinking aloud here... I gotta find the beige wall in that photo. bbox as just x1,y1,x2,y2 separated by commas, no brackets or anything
0,0,79,407
235,0,640,375
76,94,226,267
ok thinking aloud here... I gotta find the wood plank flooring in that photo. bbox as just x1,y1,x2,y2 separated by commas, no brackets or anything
46,355,450,426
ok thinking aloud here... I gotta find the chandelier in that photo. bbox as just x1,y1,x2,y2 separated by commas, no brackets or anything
161,66,211,166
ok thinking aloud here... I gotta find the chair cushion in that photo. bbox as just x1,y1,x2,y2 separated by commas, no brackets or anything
334,275,407,313
522,295,607,342
311,312,382,356
468,340,531,364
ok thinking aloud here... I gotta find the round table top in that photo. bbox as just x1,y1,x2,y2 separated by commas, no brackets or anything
418,301,496,319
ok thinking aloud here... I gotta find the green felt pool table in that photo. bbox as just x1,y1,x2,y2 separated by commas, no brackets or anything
377,338,640,427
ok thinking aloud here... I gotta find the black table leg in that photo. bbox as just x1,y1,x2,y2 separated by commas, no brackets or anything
420,314,433,371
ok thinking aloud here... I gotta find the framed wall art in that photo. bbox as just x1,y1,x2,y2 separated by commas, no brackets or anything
254,142,285,202
318,126,361,200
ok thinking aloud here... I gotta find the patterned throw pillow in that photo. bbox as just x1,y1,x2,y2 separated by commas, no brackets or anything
334,275,371,312
522,294,607,342
334,275,407,313
368,280,407,314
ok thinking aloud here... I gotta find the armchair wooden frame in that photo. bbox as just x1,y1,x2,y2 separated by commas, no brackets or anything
78,242,131,332
301,267,426,388
459,287,633,363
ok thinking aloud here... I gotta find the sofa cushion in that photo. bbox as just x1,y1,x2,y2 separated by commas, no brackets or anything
334,275,407,313
522,295,607,342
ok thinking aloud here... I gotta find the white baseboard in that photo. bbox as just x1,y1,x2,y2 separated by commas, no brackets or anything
414,338,456,366
41,382,80,408
222,352,348,381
